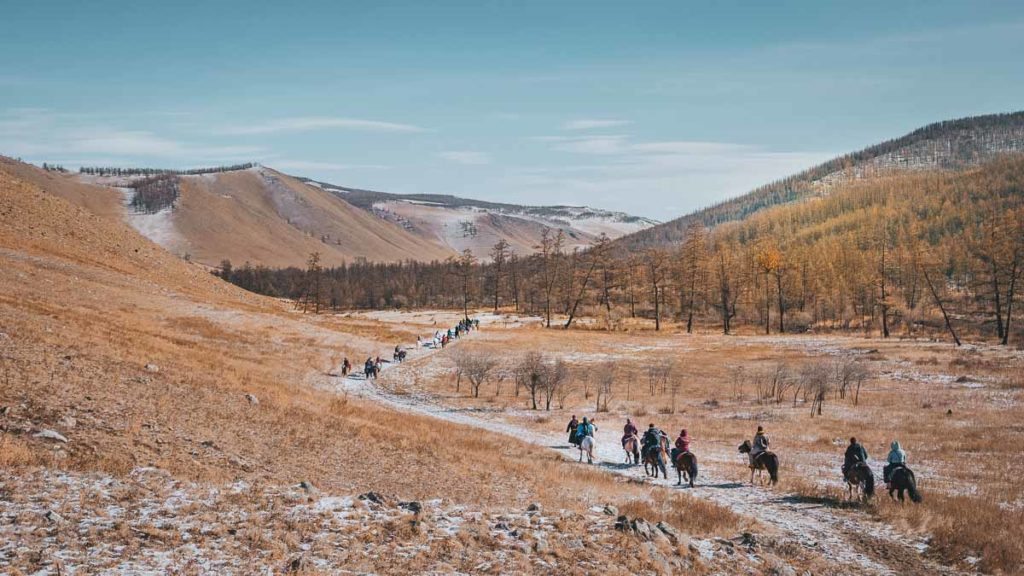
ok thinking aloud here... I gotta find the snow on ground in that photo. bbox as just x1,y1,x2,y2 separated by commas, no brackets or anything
116,187,183,251
0,467,647,574
313,329,962,576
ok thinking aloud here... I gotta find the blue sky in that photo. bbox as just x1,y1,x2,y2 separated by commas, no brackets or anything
1,1,1022,219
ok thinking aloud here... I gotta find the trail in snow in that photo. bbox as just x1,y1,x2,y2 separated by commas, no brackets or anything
316,329,962,576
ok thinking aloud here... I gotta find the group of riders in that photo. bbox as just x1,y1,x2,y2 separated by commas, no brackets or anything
420,317,480,349
339,317,482,380
566,416,917,497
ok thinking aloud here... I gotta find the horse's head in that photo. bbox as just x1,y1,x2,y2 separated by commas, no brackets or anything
738,440,751,453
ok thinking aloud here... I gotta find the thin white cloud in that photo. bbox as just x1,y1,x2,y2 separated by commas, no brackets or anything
0,109,265,164
273,160,389,172
438,150,492,165
562,119,632,130
219,116,426,135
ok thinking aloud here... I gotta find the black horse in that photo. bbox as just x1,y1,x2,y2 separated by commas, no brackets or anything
738,440,779,486
888,466,922,503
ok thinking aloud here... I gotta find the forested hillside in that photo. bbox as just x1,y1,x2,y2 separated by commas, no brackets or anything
221,156,1024,345
619,111,1024,249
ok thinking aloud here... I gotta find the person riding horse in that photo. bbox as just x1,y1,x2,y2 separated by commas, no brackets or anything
576,417,596,441
842,436,869,478
671,428,692,464
622,418,640,464
641,424,667,459
883,440,907,488
749,426,769,466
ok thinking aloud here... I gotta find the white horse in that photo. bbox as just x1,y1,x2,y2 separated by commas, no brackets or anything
578,435,595,464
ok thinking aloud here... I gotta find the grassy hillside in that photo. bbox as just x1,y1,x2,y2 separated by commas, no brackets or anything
619,111,1024,250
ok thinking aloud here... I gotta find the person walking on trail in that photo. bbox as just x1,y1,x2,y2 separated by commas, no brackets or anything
566,415,580,447
842,437,869,479
750,426,769,466
883,440,907,488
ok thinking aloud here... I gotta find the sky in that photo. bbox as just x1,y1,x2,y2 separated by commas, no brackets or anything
1,1,1022,219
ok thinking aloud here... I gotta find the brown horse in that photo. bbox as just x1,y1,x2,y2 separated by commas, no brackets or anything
844,462,875,501
623,436,640,465
674,451,698,487
738,440,779,486
643,435,670,479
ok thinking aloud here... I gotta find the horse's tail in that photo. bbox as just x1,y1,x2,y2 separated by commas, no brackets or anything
906,470,922,503
863,468,875,497
767,454,779,485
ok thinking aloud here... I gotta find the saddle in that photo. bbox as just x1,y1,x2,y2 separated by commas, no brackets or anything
749,450,772,467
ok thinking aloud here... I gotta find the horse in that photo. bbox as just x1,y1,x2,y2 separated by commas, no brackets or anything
738,440,779,486
578,435,595,464
643,435,670,479
622,435,640,465
888,466,922,503
844,461,875,501
364,364,378,380
674,451,698,487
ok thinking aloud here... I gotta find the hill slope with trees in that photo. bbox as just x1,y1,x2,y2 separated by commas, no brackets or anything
618,111,1024,250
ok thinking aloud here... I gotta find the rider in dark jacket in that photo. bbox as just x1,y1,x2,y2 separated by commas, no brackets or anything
641,424,662,451
843,437,869,477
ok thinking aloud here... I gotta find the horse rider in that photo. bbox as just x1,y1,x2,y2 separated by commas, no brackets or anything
341,357,351,376
883,440,907,488
576,417,596,441
567,415,580,446
364,357,375,378
842,436,869,479
750,425,769,466
641,423,663,456
671,428,692,464
622,418,640,464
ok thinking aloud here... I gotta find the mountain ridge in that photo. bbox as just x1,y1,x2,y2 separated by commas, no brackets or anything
616,110,1024,250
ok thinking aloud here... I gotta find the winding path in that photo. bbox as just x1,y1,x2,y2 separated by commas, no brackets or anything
318,329,962,576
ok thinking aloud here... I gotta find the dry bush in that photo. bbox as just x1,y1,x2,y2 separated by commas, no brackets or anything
617,491,743,536
0,435,42,467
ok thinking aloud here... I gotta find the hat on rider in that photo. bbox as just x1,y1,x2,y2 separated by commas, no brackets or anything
756,426,763,433
680,429,687,436
850,437,857,444
649,423,655,428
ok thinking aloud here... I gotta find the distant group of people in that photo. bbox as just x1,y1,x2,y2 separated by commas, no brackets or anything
337,355,389,379
424,317,480,349
843,436,910,490
336,317,483,381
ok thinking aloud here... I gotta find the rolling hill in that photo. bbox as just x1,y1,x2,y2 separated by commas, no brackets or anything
618,111,1024,249
300,178,659,258
0,157,656,267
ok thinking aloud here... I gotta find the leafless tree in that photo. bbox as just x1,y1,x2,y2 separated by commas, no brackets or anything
800,362,832,416
595,361,616,412
542,358,570,410
462,349,499,398
515,351,547,410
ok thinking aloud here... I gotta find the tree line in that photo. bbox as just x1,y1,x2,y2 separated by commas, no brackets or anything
215,156,1024,346
79,162,256,177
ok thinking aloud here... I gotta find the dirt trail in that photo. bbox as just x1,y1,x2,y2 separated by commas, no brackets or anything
315,329,962,576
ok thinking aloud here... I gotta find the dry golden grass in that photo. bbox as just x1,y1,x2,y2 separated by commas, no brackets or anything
400,320,1024,573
